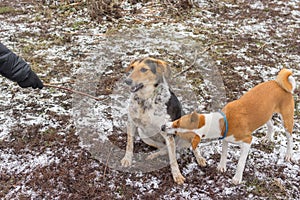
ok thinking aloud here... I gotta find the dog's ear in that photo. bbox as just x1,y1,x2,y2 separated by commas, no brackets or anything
190,111,198,123
155,59,171,79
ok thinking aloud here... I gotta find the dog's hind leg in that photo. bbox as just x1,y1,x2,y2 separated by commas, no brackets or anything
262,119,274,143
193,147,206,167
281,110,294,162
232,142,251,185
284,130,293,162
281,101,294,162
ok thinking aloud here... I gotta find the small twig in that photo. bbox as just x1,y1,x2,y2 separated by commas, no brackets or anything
174,41,229,77
63,31,106,37
44,83,103,101
47,80,75,85
174,50,198,78
257,42,267,50
103,148,113,178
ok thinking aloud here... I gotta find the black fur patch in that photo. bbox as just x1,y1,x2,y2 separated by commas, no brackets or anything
165,90,184,121
144,59,157,74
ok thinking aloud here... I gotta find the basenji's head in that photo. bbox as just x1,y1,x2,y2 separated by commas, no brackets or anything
125,57,171,93
162,111,206,149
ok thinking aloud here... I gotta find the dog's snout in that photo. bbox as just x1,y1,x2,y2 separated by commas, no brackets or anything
125,79,133,85
161,124,166,132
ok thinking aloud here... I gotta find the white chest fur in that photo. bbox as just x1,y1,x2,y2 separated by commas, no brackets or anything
128,84,171,135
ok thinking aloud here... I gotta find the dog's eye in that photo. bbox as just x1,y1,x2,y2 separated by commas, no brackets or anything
173,121,180,128
140,68,148,73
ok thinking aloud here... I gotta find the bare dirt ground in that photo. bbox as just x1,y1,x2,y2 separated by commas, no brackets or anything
0,0,299,199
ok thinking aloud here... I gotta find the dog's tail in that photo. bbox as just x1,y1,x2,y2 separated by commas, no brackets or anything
276,68,296,93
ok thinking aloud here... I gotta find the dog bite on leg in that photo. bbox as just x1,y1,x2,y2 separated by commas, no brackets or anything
162,68,296,184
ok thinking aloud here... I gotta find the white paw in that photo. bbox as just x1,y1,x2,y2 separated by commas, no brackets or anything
284,155,293,163
173,173,186,184
196,157,207,167
217,165,226,173
121,156,132,167
232,176,242,185
262,136,274,144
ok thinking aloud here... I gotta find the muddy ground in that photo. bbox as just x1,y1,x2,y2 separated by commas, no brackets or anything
0,0,299,199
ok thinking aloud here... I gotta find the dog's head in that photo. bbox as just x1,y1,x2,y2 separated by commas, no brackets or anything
162,111,206,149
125,57,171,93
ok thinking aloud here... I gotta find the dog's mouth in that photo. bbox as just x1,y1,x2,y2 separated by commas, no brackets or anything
130,83,144,93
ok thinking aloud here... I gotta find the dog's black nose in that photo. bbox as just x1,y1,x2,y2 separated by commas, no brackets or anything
161,124,166,132
125,79,132,85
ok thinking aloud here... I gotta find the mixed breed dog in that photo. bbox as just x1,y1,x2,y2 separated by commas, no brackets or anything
120,57,296,185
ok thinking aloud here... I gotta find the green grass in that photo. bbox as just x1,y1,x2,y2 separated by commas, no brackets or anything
0,6,15,14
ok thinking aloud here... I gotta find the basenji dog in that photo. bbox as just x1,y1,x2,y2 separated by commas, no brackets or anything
163,68,296,184
121,57,206,184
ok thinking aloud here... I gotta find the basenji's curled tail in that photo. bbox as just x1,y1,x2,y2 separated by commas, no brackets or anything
276,68,296,93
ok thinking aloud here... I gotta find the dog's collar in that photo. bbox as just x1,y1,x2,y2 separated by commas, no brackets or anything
218,110,228,140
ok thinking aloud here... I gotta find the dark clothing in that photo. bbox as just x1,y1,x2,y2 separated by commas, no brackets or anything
0,43,43,89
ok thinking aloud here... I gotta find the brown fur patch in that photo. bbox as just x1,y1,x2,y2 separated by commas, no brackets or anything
191,135,201,150
175,131,200,150
175,131,195,141
198,115,205,128
219,118,225,137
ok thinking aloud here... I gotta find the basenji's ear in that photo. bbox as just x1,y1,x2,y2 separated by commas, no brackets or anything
192,135,201,150
191,111,198,123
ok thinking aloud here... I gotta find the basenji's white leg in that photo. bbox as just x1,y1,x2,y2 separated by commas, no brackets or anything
121,121,136,167
217,140,228,172
193,147,207,167
232,142,251,184
163,134,185,184
262,120,274,143
284,131,293,162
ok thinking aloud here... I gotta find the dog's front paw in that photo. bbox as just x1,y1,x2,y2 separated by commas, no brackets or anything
217,165,226,173
232,175,242,185
173,173,186,184
196,156,207,167
121,156,132,167
284,155,294,163
262,136,274,144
